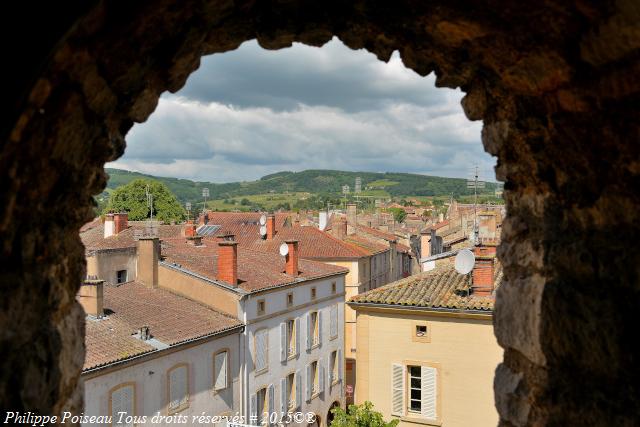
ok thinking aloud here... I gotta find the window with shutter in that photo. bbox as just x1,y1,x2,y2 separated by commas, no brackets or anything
280,377,287,414
287,373,296,411
317,311,322,346
337,349,343,382
295,318,300,355
330,305,338,339
391,363,404,416
318,362,325,395
305,364,312,402
214,351,228,391
168,365,189,414
421,366,437,420
287,319,296,357
255,329,268,372
256,388,267,425
280,322,287,363
295,370,302,409
268,384,275,425
111,384,134,427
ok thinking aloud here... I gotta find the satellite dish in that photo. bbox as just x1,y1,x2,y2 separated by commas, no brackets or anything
259,215,267,226
259,225,267,237
455,249,475,274
279,243,289,257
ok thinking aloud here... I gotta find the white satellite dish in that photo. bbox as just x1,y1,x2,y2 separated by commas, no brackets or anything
279,243,289,257
455,249,475,274
259,225,267,237
259,214,267,226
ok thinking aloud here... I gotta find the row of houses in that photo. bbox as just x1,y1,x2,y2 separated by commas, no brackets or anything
78,209,414,426
81,215,346,426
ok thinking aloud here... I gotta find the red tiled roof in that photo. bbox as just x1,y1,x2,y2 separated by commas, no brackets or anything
83,281,242,371
160,237,348,292
349,262,503,312
201,212,376,259
81,223,184,252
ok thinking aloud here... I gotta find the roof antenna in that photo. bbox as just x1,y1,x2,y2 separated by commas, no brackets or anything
145,184,156,236
467,165,485,245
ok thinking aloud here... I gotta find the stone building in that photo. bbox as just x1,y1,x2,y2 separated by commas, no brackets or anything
348,246,502,426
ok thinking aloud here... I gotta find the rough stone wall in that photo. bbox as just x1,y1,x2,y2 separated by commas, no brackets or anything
1,0,639,424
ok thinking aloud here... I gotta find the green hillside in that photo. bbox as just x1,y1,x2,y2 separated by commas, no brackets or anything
102,168,500,211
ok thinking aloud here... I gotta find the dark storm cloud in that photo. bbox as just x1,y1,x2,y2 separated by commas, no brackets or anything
111,38,496,183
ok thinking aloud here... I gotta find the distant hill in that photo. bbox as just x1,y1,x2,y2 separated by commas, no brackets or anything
103,168,499,205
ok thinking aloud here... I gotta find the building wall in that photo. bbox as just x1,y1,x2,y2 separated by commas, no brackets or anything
86,250,137,285
82,332,241,426
244,275,345,426
157,264,239,317
355,309,501,427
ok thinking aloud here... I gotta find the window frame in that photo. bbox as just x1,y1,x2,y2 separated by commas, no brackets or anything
109,382,136,427
286,318,296,358
412,321,431,343
287,371,296,412
257,299,266,316
310,311,319,348
397,360,441,424
331,282,336,294
213,349,230,392
286,292,294,307
256,386,268,425
310,360,319,398
167,363,190,415
116,269,127,284
310,287,317,300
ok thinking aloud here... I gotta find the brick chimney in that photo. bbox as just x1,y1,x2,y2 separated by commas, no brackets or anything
347,204,357,235
217,241,238,286
266,215,276,240
285,240,299,276
78,279,104,318
137,237,159,289
471,247,495,296
183,220,197,237
114,212,128,234
104,213,115,238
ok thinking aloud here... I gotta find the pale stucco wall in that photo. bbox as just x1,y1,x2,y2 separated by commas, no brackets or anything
86,250,137,285
355,309,502,427
82,332,241,427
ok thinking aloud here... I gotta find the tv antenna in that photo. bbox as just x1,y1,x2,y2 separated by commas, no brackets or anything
146,184,154,222
467,166,485,244
185,202,192,220
202,188,209,213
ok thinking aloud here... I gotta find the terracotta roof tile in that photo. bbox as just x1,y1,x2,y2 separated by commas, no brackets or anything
349,262,502,312
83,281,242,371
81,223,184,252
160,237,348,292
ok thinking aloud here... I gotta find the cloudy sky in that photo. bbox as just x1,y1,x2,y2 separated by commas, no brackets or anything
110,38,495,183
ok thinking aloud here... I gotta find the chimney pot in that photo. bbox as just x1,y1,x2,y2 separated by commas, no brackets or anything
104,214,115,238
217,241,238,286
285,240,299,276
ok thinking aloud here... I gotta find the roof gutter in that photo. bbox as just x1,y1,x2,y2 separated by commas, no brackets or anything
346,301,492,317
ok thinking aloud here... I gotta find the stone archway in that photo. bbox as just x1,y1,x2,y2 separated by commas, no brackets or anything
1,1,639,425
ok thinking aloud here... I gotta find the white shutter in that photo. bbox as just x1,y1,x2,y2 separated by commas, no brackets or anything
319,362,325,395
214,351,228,390
317,311,323,346
327,353,332,386
330,305,338,338
280,322,287,362
305,364,312,402
255,330,267,371
391,364,404,416
421,366,437,420
112,385,134,427
250,393,257,421
295,370,302,409
280,378,287,414
305,314,312,350
169,366,188,412
268,384,275,425
295,318,300,356
337,349,343,382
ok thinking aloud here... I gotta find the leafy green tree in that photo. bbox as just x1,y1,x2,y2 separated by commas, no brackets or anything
389,207,407,223
330,401,399,427
106,179,185,222
240,198,251,206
